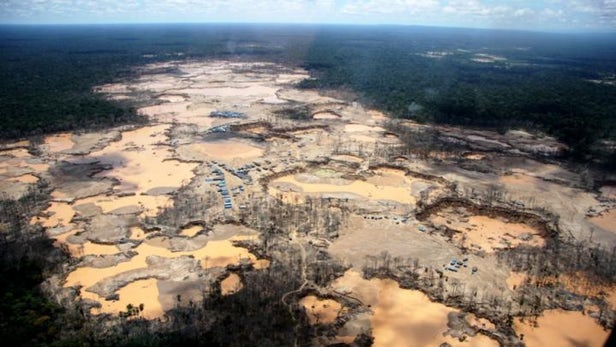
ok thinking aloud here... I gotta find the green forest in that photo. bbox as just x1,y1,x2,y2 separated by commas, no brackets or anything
296,27,616,161
1,24,615,162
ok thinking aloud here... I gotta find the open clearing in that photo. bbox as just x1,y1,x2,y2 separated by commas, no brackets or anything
2,60,614,345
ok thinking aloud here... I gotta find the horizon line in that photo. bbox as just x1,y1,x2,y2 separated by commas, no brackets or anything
1,21,614,35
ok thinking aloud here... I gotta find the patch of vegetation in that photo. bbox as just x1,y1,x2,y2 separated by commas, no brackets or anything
0,185,81,346
272,105,312,121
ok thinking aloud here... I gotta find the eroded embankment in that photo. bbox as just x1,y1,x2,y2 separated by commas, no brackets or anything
416,196,557,237
368,163,450,186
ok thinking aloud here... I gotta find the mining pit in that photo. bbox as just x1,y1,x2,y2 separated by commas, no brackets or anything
2,60,614,346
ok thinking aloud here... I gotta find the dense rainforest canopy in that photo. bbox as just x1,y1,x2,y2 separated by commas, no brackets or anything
1,24,615,162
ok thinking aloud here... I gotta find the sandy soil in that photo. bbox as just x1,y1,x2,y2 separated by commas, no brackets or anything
173,85,279,97
158,94,186,103
590,209,616,234
344,124,385,133
514,310,609,347
138,101,192,117
463,153,486,160
349,134,379,143
177,140,263,163
299,295,343,325
313,111,341,120
44,133,74,153
331,154,364,163
77,194,170,218
8,173,39,184
506,272,527,291
496,170,606,246
0,149,49,177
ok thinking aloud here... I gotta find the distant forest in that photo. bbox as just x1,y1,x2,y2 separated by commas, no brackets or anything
1,24,615,163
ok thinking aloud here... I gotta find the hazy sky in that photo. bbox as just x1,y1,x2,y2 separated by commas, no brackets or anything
1,0,615,32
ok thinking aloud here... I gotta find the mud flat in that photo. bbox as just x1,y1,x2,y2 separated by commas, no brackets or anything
0,147,50,199
590,209,616,234
313,111,342,120
514,310,610,347
506,272,527,291
177,139,264,163
496,169,603,245
43,133,74,153
600,185,616,200
181,225,204,237
220,273,243,295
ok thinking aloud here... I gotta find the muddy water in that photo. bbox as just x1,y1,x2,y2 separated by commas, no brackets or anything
270,174,414,204
54,124,198,218
90,278,162,319
68,242,120,257
515,310,609,347
0,148,49,175
332,270,496,347
220,273,243,295
90,124,197,193
181,225,203,237
66,237,259,290
0,147,31,159
299,295,343,325
64,236,262,318
129,226,148,240
33,202,75,228
455,215,544,252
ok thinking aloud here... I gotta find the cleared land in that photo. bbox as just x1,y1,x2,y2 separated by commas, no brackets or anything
1,60,614,346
